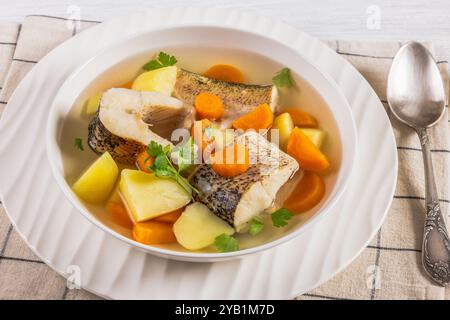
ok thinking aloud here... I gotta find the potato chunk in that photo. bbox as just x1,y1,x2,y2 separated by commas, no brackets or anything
72,152,118,203
173,202,234,250
132,66,177,96
119,169,190,222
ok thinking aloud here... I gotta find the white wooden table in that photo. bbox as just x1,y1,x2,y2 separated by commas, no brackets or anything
1,0,450,58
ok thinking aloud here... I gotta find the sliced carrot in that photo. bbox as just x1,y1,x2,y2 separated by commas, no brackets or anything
136,151,154,173
120,81,134,89
284,108,317,128
212,144,250,177
154,207,184,223
107,201,134,229
284,172,326,213
191,119,214,151
132,221,176,245
195,92,225,120
287,127,330,172
232,103,274,131
203,64,245,83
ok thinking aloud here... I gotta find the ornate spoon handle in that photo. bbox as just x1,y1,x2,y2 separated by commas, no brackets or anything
418,128,450,286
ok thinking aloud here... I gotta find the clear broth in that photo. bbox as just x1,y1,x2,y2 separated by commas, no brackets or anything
61,46,342,253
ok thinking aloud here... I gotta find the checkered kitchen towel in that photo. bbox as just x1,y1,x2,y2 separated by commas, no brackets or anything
0,15,449,300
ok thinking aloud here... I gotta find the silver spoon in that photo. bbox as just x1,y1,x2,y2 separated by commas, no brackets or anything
387,41,449,286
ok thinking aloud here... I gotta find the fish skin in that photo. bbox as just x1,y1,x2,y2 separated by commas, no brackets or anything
173,69,278,117
88,111,146,164
189,132,299,231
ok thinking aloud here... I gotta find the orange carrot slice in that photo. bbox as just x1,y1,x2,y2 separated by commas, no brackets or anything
204,64,245,83
284,172,326,213
107,202,134,229
212,144,250,177
154,207,184,223
132,221,176,245
195,92,225,120
284,108,317,128
136,151,154,173
287,127,330,171
232,103,273,131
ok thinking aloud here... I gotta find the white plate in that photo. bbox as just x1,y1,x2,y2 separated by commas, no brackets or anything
0,7,397,299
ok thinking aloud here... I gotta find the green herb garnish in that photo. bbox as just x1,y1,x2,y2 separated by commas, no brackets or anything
143,52,178,71
271,208,293,227
146,140,199,198
272,68,294,88
74,138,84,151
215,234,239,252
172,137,198,173
249,217,264,236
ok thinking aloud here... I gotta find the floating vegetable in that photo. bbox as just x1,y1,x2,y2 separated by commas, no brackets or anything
211,144,250,178
272,68,294,88
119,169,191,222
287,127,330,172
284,172,326,213
133,221,176,245
284,107,317,128
232,103,274,131
195,92,225,120
204,64,245,83
173,202,234,250
72,152,118,203
271,208,294,227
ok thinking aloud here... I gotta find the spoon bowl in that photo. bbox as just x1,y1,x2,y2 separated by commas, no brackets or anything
387,42,446,128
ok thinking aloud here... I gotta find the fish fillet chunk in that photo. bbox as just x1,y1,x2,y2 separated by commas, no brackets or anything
174,69,279,118
189,132,299,232
88,88,186,164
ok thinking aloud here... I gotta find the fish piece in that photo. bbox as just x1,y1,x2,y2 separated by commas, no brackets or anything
88,88,185,164
174,69,279,118
189,132,299,232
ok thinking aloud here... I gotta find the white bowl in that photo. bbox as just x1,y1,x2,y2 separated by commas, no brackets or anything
46,25,357,262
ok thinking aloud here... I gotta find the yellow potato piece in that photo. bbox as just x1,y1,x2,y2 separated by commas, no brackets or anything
173,202,234,250
273,112,294,151
84,92,102,115
299,128,326,149
72,152,119,203
131,66,178,96
119,169,191,223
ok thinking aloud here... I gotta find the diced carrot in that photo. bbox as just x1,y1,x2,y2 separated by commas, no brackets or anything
284,108,317,128
212,144,250,177
284,172,326,213
132,221,176,245
136,151,154,173
287,127,330,171
203,64,245,83
232,103,274,131
107,201,134,229
120,81,134,89
154,207,184,223
191,119,214,151
195,92,225,120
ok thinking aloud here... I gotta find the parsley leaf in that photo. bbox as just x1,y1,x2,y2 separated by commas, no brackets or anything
146,140,200,198
172,137,198,173
249,217,264,236
214,234,239,252
143,52,178,71
271,208,293,227
74,138,84,151
272,68,294,88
